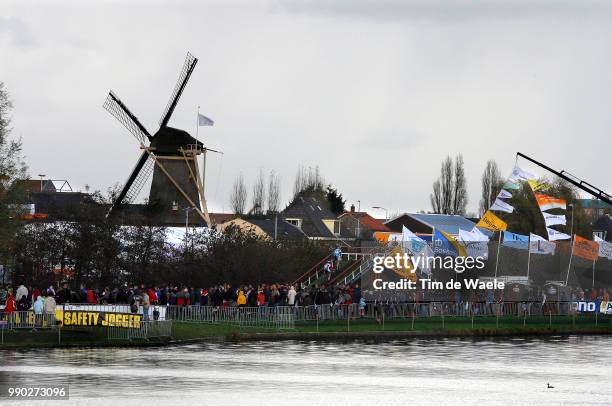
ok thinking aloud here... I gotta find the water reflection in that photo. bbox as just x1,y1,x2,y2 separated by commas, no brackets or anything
0,336,611,405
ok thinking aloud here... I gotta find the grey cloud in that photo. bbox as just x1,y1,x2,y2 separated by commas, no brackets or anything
275,0,612,21
0,16,36,48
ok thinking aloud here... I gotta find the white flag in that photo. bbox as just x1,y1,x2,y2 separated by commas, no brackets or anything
458,228,489,259
198,113,214,126
529,233,556,255
497,189,513,199
509,166,536,182
594,236,612,260
547,227,571,241
402,226,433,276
543,212,566,227
490,198,514,213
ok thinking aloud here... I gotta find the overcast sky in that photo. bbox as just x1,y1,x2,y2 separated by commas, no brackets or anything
2,0,611,216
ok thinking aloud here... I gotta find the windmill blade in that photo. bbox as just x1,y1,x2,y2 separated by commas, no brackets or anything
159,52,198,128
103,91,152,145
107,151,155,216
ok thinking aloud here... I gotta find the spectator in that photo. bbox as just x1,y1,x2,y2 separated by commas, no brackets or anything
287,285,296,306
43,291,56,315
0,284,7,306
333,247,342,268
16,284,28,302
33,294,44,329
142,291,150,321
237,289,247,307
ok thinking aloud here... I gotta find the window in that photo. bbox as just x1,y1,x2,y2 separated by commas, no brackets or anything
333,220,340,235
286,218,302,229
594,231,605,240
323,219,341,236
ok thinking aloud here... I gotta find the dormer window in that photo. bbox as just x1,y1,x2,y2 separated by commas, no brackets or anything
286,218,302,229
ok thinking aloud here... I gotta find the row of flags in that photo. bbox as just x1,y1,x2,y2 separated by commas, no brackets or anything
375,163,611,277
473,162,611,265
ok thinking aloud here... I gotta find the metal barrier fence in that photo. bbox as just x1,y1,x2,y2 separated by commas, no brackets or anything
107,320,173,341
166,306,295,330
166,301,596,324
0,311,57,329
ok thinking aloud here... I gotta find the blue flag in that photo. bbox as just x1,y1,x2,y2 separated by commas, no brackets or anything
502,231,529,250
433,229,467,257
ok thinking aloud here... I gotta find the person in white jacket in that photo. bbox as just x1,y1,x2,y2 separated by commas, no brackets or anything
16,284,28,302
287,286,297,306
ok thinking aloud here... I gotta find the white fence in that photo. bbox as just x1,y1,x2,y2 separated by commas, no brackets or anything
107,320,173,341
166,306,295,330
0,311,57,329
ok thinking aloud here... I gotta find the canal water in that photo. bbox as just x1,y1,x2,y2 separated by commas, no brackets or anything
0,335,610,405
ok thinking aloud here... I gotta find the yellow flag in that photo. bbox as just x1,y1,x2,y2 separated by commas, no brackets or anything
386,245,417,282
476,210,508,232
527,179,549,193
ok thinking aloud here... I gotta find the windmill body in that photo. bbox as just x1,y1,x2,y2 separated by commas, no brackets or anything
103,52,211,226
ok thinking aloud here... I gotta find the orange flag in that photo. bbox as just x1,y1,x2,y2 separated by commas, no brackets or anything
573,235,599,261
534,194,567,211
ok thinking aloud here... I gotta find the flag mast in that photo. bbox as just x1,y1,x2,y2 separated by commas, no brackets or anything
494,231,502,278
565,236,575,285
526,234,532,280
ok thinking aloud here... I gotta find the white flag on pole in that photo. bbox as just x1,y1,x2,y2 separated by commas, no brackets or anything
490,198,514,213
529,233,556,255
546,227,571,241
198,113,214,126
543,212,566,227
401,226,433,276
594,235,612,260
497,189,513,199
509,166,536,182
458,227,490,259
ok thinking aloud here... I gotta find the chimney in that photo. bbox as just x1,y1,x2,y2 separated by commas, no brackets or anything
350,204,355,213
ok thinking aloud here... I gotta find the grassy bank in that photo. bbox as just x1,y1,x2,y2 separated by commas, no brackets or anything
2,315,611,349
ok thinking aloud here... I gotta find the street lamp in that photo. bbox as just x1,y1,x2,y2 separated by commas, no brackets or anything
372,206,388,221
568,203,575,237
185,207,196,250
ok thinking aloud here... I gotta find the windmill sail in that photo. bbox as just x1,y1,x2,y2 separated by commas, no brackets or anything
159,52,198,127
103,91,151,145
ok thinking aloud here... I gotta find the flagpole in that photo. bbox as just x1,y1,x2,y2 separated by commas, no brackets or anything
592,257,596,289
565,236,575,285
526,234,532,280
196,106,207,207
431,227,436,282
494,231,502,277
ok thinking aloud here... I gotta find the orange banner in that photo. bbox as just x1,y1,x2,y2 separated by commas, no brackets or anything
534,194,566,211
573,235,599,261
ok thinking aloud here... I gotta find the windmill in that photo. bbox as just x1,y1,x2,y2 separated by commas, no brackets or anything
103,52,211,226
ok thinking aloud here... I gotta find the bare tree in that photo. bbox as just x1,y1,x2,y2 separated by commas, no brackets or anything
267,170,281,213
440,156,454,214
430,154,468,215
229,173,247,215
251,169,266,215
479,160,503,215
430,179,442,214
293,165,325,198
452,154,468,215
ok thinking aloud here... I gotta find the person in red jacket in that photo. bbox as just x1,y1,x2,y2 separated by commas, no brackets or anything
86,289,97,304
4,291,16,314
4,291,16,326
147,288,157,305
